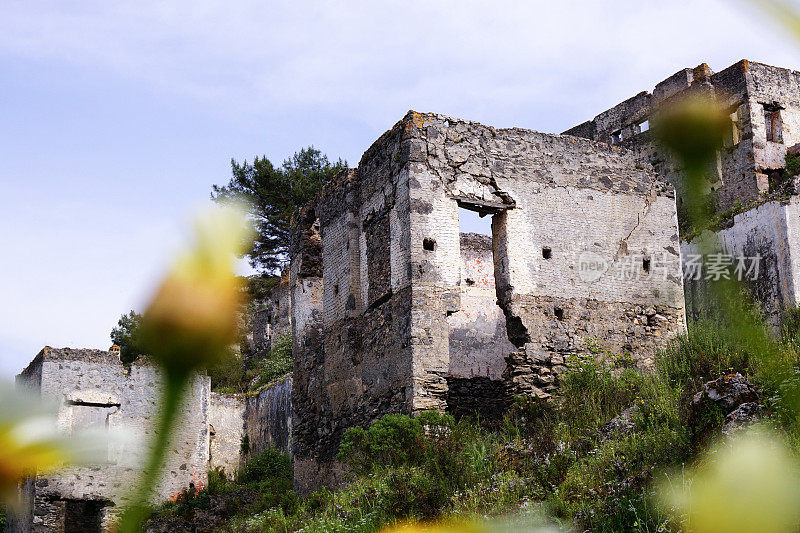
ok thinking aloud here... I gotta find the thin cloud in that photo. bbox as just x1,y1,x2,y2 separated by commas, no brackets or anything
2,0,800,376
3,0,798,128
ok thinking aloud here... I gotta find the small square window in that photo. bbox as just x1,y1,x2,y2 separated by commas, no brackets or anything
611,130,622,144
423,238,436,251
542,247,552,259
554,307,564,320
638,120,650,133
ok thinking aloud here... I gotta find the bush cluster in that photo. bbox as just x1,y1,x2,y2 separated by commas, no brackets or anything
786,151,800,177
153,314,800,532
150,449,297,529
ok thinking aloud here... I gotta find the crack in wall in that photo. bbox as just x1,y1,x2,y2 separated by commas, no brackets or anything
612,185,657,262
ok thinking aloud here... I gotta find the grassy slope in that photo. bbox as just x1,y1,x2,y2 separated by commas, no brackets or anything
152,320,800,532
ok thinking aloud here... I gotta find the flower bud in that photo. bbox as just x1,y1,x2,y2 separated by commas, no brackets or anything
654,95,730,169
660,428,800,533
139,204,254,377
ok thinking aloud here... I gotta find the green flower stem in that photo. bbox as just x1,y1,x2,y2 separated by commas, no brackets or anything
118,373,189,533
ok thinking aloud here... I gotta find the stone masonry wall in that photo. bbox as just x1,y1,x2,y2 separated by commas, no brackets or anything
244,374,293,457
291,110,686,494
290,202,328,494
209,392,245,477
13,348,210,531
405,111,685,401
291,130,414,494
564,59,800,328
746,62,800,175
563,60,800,214
682,194,800,327
448,233,515,380
251,273,292,359
446,232,515,420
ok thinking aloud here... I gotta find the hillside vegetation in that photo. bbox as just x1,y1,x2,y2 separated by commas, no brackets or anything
149,314,800,532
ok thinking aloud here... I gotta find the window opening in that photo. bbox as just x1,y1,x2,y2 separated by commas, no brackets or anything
764,104,783,143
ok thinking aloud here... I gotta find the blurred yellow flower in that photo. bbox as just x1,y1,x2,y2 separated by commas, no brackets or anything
381,511,563,533
139,203,254,377
0,381,106,505
654,95,730,169
660,428,800,533
382,521,483,533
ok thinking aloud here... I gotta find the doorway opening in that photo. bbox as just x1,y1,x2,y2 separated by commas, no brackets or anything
64,499,106,533
446,202,515,421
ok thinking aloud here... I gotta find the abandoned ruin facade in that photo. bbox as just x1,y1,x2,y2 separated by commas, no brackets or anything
8,348,248,532
14,59,800,529
564,59,800,214
289,110,686,492
563,59,800,326
285,59,800,491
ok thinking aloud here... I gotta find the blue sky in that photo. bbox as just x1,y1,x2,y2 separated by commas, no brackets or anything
2,0,800,377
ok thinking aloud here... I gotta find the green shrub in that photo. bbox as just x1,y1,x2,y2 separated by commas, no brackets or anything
415,409,455,433
237,448,293,484
782,305,800,349
501,394,557,442
245,275,281,302
154,469,228,518
208,350,245,393
332,411,512,525
787,151,800,177
545,355,687,532
338,413,425,472
658,320,750,389
248,334,293,392
161,319,800,532
658,316,800,427
557,358,648,441
150,450,296,528
382,466,452,520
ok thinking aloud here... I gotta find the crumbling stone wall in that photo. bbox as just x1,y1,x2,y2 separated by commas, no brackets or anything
746,62,800,173
448,233,515,380
22,498,109,533
12,348,212,532
564,60,800,214
209,392,246,476
411,112,685,400
291,110,685,492
681,193,800,327
244,374,293,457
291,127,415,492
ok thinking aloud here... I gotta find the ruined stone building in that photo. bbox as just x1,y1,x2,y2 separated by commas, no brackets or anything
8,347,246,533
564,60,800,213
251,273,292,357
289,110,686,492
15,59,800,521
565,60,800,325
289,59,800,492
